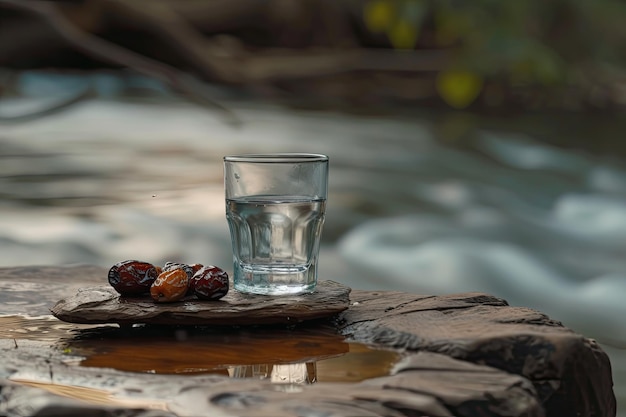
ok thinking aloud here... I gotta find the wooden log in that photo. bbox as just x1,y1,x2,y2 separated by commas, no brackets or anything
0,265,616,417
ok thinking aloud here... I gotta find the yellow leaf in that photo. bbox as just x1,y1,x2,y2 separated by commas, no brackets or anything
364,0,394,33
436,70,484,109
387,19,418,49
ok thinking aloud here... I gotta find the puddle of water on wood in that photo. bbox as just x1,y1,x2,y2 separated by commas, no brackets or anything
0,315,399,384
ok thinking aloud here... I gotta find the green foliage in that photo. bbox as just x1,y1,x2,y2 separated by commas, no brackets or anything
363,0,626,108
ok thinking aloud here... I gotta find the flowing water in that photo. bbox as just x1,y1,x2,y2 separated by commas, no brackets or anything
2,71,626,413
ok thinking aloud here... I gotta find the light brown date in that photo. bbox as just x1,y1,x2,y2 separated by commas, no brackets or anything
150,269,189,303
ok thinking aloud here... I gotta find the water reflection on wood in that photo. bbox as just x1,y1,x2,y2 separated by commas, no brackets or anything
0,315,399,384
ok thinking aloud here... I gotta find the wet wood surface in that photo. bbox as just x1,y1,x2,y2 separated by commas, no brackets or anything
50,280,351,326
0,265,617,417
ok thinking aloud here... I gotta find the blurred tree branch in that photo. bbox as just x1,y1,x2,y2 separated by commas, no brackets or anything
1,0,625,114
0,0,244,123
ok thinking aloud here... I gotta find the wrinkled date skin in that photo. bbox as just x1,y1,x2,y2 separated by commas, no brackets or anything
189,263,204,274
150,269,189,303
191,266,229,300
187,263,204,294
108,260,158,295
163,262,195,278
163,262,203,295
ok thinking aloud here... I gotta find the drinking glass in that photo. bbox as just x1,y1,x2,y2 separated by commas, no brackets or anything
224,153,328,295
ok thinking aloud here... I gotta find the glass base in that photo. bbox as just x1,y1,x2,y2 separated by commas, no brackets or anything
233,262,317,295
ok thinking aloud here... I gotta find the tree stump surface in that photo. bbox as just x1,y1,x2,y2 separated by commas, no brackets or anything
0,265,616,417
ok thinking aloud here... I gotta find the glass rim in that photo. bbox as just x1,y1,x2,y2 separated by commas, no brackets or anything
224,153,328,163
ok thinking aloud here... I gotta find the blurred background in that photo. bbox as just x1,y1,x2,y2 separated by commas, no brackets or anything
1,0,626,413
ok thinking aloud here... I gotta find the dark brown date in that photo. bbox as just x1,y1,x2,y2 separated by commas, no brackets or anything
191,266,229,300
189,263,204,274
163,262,195,278
108,260,158,295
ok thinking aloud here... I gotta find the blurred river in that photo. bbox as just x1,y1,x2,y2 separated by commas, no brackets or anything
2,72,626,414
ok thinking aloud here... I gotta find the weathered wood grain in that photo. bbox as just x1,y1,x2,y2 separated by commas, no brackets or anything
341,290,616,417
0,342,542,417
50,280,351,326
0,264,104,316
0,265,616,417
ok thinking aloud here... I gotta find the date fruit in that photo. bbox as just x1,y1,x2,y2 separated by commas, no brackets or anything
150,269,189,303
187,263,204,294
163,262,202,295
108,260,158,295
191,266,229,300
163,262,195,278
189,263,204,274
